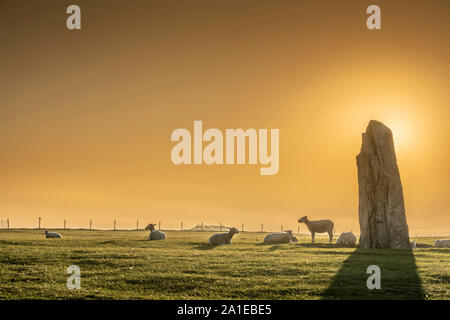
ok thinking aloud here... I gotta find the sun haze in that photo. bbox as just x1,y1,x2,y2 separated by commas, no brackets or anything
0,1,449,235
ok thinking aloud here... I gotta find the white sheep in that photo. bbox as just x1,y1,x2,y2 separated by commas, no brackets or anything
45,230,62,239
434,239,450,248
298,216,334,243
263,230,295,244
145,223,166,240
209,227,239,246
336,232,356,246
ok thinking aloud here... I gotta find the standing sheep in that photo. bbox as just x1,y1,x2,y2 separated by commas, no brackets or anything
298,216,334,243
209,227,239,246
45,230,62,239
145,223,167,240
263,230,295,244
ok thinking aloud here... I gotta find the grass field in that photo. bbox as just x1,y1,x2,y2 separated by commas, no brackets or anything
0,229,448,300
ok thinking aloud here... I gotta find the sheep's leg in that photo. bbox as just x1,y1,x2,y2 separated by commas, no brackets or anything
328,231,333,243
311,232,315,243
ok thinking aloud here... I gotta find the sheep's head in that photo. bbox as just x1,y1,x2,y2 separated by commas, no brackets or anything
145,224,156,231
229,227,239,235
298,216,308,223
45,230,48,235
285,230,294,237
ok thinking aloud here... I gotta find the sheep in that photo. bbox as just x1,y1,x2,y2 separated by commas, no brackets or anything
336,232,356,246
263,230,295,244
298,216,334,243
209,227,239,246
434,239,450,248
145,223,167,240
45,230,62,239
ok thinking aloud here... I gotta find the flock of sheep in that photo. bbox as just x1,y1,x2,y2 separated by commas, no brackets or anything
43,216,450,248
145,216,335,246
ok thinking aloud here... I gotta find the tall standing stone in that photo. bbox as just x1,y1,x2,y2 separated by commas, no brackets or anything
357,120,410,249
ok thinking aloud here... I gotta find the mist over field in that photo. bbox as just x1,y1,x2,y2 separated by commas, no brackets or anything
1,0,449,235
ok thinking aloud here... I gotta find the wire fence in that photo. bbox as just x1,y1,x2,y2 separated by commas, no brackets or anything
0,218,448,238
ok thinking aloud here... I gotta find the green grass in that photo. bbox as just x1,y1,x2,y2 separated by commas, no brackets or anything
0,229,448,299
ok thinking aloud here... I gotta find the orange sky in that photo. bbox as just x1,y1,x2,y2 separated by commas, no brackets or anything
0,1,449,234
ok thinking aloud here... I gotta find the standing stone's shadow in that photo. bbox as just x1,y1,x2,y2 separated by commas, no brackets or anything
321,248,424,299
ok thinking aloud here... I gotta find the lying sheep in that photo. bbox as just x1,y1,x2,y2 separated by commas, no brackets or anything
336,232,356,246
145,223,167,240
263,230,295,244
298,216,334,243
45,230,62,239
434,239,450,248
291,234,299,243
209,227,239,246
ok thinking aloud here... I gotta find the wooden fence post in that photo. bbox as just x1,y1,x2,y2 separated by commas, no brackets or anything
38,217,41,229
261,224,263,232
114,220,116,231
181,222,183,231
90,220,92,230
7,219,10,229
64,220,66,230
159,221,161,230
241,223,244,232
